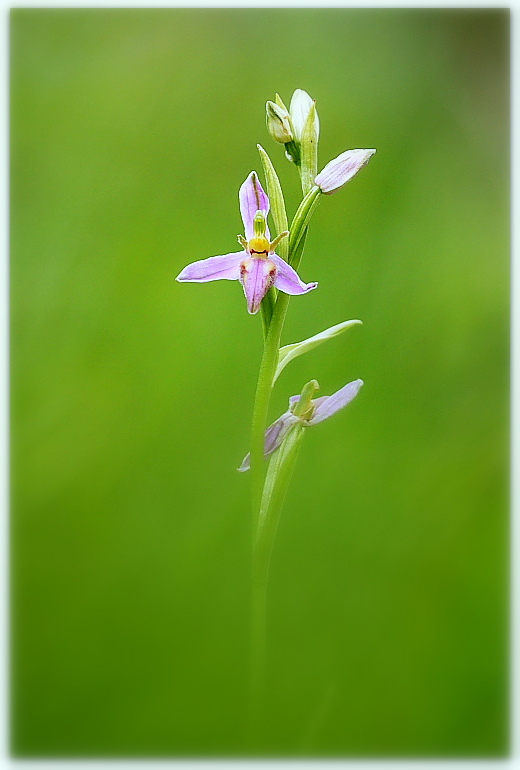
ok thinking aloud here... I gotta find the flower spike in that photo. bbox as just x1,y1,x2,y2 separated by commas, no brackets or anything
176,172,318,314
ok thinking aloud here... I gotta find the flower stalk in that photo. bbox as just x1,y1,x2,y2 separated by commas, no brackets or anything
249,228,308,521
176,87,375,748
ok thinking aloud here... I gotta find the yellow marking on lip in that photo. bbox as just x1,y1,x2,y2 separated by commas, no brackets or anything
249,236,270,254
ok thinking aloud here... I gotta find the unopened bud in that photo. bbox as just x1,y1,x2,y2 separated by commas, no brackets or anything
266,100,293,144
290,89,320,143
292,379,320,418
315,149,376,194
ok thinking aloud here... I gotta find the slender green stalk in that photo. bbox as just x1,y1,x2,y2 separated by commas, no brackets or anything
249,558,267,750
289,186,321,268
249,425,305,748
248,148,320,748
249,291,291,523
249,230,308,526
247,230,308,748
260,287,276,338
255,424,305,547
248,298,290,748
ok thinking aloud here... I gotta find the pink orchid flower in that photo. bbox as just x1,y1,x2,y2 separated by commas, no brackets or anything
239,378,363,471
176,172,318,314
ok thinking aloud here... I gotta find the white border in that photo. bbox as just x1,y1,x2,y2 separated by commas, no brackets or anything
1,3,516,770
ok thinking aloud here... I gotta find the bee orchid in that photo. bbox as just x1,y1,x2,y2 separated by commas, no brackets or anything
176,172,318,314
239,378,363,471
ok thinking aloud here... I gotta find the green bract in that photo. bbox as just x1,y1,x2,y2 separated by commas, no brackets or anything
274,319,362,383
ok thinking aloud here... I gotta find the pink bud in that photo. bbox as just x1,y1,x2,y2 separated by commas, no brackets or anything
315,149,376,194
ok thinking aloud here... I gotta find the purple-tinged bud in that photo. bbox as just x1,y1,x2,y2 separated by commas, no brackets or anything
315,149,376,194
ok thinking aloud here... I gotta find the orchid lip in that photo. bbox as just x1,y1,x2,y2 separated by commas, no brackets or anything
239,256,277,314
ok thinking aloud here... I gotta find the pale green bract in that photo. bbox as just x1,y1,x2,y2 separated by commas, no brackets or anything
273,319,362,383
257,144,288,262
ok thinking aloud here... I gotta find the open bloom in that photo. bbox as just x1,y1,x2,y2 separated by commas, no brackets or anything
315,149,376,194
176,172,318,314
239,378,363,471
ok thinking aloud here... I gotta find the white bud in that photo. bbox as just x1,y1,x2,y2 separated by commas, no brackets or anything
290,89,319,143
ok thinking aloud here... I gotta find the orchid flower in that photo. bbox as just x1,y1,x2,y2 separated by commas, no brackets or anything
176,172,318,315
239,378,363,471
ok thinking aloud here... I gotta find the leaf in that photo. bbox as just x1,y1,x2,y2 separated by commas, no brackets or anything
299,102,318,196
288,185,321,267
257,144,288,261
273,319,362,383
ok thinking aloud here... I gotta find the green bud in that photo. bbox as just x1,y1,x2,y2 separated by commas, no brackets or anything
266,100,293,144
292,379,320,418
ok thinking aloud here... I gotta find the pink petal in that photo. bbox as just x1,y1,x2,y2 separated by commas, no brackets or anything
307,379,363,425
176,251,245,283
315,149,376,194
238,410,300,472
239,256,276,315
239,172,270,241
271,253,318,296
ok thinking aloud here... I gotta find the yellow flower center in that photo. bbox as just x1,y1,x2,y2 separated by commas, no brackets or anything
248,236,270,255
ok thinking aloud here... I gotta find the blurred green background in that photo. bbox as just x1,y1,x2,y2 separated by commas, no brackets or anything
10,8,509,758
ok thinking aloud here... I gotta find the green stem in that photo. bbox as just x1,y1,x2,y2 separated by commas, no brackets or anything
249,230,308,527
249,292,291,524
249,425,305,749
248,109,325,749
260,287,276,339
249,546,268,750
247,231,308,749
248,165,318,748
288,186,321,268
